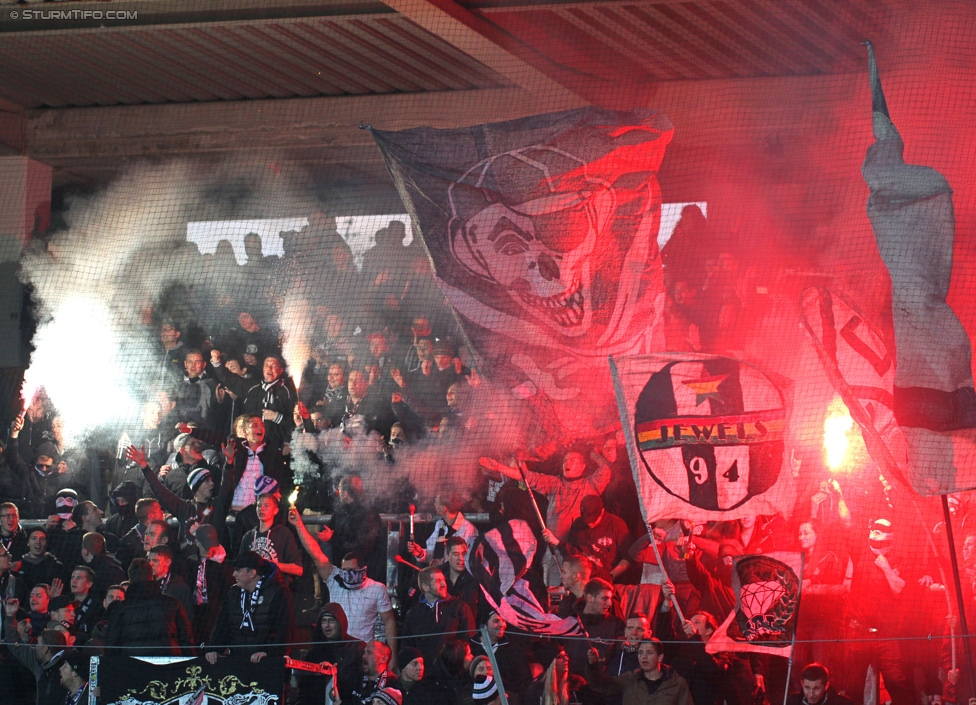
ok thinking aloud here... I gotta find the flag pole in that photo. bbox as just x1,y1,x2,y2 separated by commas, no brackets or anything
514,460,562,570
481,625,510,705
942,493,976,697
609,355,685,623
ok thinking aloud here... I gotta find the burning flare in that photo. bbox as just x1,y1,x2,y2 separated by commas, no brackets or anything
823,397,855,471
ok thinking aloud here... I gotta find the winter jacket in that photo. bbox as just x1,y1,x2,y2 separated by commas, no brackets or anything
105,579,195,655
586,663,692,705
402,596,475,666
209,561,294,658
3,641,69,705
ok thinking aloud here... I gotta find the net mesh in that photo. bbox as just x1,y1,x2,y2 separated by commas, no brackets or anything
2,0,976,703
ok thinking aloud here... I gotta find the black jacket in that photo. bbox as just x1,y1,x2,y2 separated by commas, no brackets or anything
3,642,69,705
89,552,126,601
209,561,294,657
210,367,297,439
105,580,195,655
402,597,475,666
192,557,235,646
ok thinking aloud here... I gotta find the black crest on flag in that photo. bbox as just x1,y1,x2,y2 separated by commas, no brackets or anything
728,554,800,645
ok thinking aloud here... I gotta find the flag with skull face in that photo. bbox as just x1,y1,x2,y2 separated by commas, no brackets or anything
610,353,797,524
372,108,673,440
705,552,803,657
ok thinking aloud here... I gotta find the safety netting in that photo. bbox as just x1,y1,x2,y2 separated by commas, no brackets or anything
4,1,976,704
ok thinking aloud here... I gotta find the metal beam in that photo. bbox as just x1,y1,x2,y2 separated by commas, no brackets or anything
25,86,586,161
379,0,588,103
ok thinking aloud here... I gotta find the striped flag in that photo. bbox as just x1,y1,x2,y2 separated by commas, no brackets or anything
487,578,585,639
468,519,537,603
470,520,584,637
801,285,976,494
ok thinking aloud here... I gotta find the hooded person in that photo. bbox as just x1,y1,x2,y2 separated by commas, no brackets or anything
298,603,367,705
104,481,140,538
842,518,924,705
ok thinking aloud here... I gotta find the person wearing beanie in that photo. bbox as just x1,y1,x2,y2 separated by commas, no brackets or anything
124,444,223,549
206,551,294,664
398,647,425,689
470,612,533,704
399,646,457,705
297,603,366,705
455,657,501,705
59,650,90,705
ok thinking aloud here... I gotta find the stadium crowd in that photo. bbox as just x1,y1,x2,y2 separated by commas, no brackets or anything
0,212,968,705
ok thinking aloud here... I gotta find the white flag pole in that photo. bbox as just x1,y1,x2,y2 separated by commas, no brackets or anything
609,355,685,624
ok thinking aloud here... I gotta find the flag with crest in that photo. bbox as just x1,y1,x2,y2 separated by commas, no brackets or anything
611,354,796,523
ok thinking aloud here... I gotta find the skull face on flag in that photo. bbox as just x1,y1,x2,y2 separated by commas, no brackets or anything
372,107,674,441
447,146,613,337
633,356,787,512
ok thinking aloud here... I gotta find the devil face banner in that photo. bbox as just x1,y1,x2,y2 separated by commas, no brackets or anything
611,353,796,523
372,107,673,439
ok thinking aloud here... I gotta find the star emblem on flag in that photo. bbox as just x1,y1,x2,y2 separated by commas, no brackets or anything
682,373,728,405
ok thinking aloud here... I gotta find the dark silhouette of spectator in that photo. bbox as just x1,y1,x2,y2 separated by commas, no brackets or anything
105,558,193,655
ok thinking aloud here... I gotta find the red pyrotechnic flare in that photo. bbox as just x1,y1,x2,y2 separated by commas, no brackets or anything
395,554,421,571
823,396,856,473
408,504,416,541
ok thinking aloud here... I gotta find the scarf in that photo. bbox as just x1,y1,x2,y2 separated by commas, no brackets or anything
261,378,283,408
234,443,265,510
0,529,21,554
195,546,227,605
240,577,264,631
76,595,95,631
334,566,367,590
430,516,459,562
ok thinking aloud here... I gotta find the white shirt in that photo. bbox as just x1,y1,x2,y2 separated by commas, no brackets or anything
232,444,264,510
325,572,392,642
421,513,479,563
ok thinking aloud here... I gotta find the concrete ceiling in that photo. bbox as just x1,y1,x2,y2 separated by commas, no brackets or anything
0,0,887,191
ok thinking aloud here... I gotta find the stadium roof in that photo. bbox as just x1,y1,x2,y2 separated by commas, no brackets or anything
0,0,888,190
